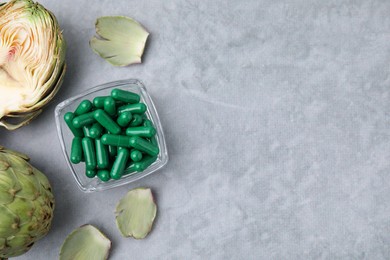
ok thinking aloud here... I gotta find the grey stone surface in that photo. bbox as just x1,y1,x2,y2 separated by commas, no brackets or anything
1,0,389,259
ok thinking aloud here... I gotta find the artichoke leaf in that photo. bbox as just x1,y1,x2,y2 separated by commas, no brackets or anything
0,110,42,130
6,197,34,225
13,172,40,201
115,187,157,239
0,146,29,161
0,205,19,238
4,153,32,176
0,238,5,250
60,225,111,260
6,234,32,250
32,166,52,190
90,16,149,66
0,153,10,171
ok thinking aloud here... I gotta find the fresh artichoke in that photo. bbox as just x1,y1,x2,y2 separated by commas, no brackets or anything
60,225,111,260
0,0,66,130
0,146,55,258
115,188,157,239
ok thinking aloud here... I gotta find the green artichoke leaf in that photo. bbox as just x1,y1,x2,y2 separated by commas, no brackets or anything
0,238,5,250
0,205,19,237
0,190,14,205
60,225,111,260
13,173,40,201
19,215,40,238
0,163,17,189
115,187,157,239
2,246,30,259
90,16,149,66
0,159,20,204
0,153,9,171
4,154,33,176
31,166,52,190
0,146,29,161
6,197,34,225
6,234,32,250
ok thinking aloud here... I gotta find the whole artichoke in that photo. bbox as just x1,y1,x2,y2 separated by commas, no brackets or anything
0,146,54,258
0,0,66,130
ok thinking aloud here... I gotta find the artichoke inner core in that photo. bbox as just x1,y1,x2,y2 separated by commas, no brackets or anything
0,26,33,117
0,0,63,120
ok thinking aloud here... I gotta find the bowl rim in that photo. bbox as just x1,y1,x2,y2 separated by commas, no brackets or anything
54,79,168,192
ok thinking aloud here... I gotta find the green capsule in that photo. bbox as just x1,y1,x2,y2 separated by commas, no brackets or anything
101,134,131,147
110,148,129,180
130,149,143,162
86,169,97,178
64,112,84,137
82,137,97,170
115,100,126,106
134,156,157,171
97,170,111,182
125,156,157,173
104,97,116,116
124,162,137,175
129,136,159,156
95,139,109,169
108,145,117,157
117,103,147,114
93,96,106,108
126,126,156,138
72,111,96,128
143,119,158,146
117,112,133,127
83,125,92,138
149,135,158,147
111,89,140,103
89,123,104,138
74,100,93,115
143,119,153,127
94,109,121,134
124,168,136,176
70,137,83,164
129,114,143,127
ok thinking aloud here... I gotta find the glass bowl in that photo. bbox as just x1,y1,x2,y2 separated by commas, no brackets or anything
54,79,168,192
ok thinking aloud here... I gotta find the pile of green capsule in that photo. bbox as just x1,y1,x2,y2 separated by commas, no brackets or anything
64,89,159,182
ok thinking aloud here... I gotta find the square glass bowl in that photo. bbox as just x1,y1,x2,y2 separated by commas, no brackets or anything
54,79,168,192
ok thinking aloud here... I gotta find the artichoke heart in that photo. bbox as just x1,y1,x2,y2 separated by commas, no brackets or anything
0,0,66,130
90,16,149,66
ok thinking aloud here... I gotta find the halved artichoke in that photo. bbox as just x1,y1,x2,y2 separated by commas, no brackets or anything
0,0,66,130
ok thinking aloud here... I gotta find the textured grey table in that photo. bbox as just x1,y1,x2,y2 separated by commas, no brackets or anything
1,0,389,259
